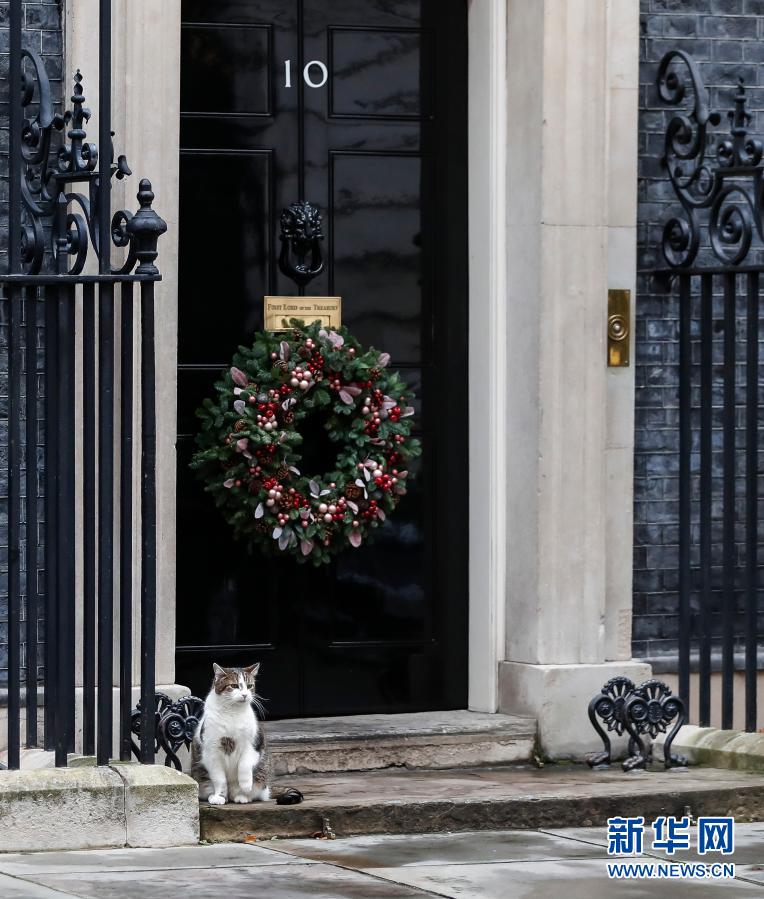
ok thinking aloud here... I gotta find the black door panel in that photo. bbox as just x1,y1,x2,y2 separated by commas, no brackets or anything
176,0,467,717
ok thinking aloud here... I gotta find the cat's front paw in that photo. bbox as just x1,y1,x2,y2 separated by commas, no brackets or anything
232,794,250,804
208,793,227,805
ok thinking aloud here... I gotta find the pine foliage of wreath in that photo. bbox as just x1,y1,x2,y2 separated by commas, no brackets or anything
191,320,421,565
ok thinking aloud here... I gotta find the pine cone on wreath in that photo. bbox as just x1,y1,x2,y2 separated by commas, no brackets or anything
276,463,289,480
234,419,247,432
345,484,363,501
282,410,295,425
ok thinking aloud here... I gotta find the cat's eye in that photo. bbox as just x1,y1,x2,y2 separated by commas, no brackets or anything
224,685,234,691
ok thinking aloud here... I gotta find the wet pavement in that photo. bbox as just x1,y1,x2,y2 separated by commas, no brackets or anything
0,825,763,897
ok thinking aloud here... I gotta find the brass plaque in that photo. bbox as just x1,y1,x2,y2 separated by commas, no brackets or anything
607,289,630,367
264,296,342,331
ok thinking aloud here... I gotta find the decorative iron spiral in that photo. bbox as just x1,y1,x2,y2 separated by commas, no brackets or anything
709,185,754,264
131,692,205,769
658,51,721,209
661,213,699,268
656,50,764,270
587,676,687,771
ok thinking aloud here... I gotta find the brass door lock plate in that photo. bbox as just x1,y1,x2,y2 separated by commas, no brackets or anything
607,289,630,367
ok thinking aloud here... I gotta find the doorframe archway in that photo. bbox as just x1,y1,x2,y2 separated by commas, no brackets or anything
88,0,507,710
466,0,507,712
69,0,642,736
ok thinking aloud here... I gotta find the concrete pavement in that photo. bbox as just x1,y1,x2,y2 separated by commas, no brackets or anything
0,825,763,897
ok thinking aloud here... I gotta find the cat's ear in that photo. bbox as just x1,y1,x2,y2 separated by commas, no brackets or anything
212,662,226,680
243,662,260,676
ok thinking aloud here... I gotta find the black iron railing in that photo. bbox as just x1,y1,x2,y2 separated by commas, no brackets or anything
647,50,763,731
2,0,165,768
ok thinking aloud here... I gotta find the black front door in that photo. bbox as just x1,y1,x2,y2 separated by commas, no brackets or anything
176,0,468,717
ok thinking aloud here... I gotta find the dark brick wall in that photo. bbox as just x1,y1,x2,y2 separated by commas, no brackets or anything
0,1,62,686
635,0,764,660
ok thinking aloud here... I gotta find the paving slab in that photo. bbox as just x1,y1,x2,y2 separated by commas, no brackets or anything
543,822,764,865
5,826,764,898
736,864,764,885
0,873,74,898
369,859,764,898
268,829,611,867
29,864,433,899
201,763,764,841
0,843,311,876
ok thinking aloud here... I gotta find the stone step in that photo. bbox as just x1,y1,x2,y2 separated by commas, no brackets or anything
200,763,764,842
266,711,537,776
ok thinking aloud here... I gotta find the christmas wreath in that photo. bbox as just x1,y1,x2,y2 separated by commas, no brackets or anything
191,320,421,565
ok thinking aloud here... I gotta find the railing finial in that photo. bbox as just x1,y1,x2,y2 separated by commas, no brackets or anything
126,180,167,277
16,54,164,277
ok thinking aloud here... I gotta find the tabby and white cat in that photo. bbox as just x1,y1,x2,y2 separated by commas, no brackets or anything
191,662,271,805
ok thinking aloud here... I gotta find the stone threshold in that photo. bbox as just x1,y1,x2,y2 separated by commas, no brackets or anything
267,710,537,775
200,763,764,842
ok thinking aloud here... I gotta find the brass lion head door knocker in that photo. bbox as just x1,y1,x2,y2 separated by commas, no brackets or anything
279,200,325,287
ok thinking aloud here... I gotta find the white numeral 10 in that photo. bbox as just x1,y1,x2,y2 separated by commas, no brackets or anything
284,59,328,89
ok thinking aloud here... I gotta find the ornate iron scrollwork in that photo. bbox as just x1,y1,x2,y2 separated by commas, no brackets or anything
279,200,325,286
17,50,165,275
130,692,205,770
657,50,764,269
587,677,688,772
586,676,637,768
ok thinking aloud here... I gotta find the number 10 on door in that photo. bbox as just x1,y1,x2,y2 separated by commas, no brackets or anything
284,59,328,89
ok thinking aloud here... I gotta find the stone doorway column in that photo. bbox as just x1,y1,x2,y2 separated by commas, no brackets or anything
65,0,182,713
497,0,650,757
